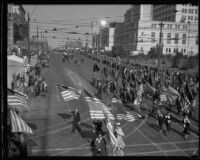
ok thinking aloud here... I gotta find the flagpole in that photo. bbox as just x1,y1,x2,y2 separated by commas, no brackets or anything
55,84,60,102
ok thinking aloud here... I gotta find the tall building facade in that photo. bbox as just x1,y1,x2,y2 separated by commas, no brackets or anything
152,4,198,23
7,4,29,52
113,4,198,55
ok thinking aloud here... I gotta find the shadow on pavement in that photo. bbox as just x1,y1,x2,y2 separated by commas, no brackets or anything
57,113,72,120
26,122,37,130
79,130,96,139
80,122,93,129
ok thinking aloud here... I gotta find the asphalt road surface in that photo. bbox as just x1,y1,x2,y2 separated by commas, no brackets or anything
22,51,199,156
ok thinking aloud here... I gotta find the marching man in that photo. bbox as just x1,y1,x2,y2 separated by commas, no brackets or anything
164,112,172,135
182,115,190,140
113,122,125,156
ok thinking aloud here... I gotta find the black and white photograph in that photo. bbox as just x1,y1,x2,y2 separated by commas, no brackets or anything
2,3,199,157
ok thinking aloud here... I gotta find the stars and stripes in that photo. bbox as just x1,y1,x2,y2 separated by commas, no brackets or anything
56,84,81,102
9,110,33,134
143,81,156,95
116,112,136,122
106,120,118,147
85,96,115,120
7,89,30,112
8,95,30,111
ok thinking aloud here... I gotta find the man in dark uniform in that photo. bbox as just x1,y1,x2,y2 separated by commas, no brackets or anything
164,112,172,135
69,108,81,133
97,80,102,99
95,133,107,156
183,115,190,140
157,108,164,133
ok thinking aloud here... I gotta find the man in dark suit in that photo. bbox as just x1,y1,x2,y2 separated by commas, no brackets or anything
69,108,81,133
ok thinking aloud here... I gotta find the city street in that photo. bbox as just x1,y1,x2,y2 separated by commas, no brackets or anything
5,4,199,158
21,51,199,156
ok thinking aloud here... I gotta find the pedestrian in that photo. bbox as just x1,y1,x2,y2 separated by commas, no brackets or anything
134,95,141,116
176,96,182,116
97,80,102,99
157,108,164,133
69,108,81,133
11,79,15,90
95,133,107,156
164,112,172,135
113,127,125,156
182,115,190,140
152,99,159,115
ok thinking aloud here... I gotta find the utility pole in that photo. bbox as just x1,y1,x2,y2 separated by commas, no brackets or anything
91,21,93,50
158,21,164,85
37,26,38,51
27,12,31,64
158,21,164,69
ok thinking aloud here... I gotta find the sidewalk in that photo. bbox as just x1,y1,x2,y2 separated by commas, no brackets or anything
7,55,38,89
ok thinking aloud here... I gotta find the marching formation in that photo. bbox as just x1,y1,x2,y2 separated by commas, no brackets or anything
79,51,199,141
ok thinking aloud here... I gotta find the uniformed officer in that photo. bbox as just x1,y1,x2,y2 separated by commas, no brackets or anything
182,115,190,140
164,112,172,135
69,108,81,133
157,108,164,133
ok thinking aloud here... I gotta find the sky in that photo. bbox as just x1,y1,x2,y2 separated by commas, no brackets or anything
23,5,131,48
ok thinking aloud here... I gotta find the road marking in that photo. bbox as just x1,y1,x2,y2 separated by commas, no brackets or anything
125,148,197,156
28,117,90,139
32,140,199,152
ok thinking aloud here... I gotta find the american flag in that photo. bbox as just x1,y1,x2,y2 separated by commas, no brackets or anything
106,120,118,147
56,84,81,102
143,81,156,95
85,96,115,120
7,89,30,112
160,93,168,103
9,110,33,134
116,111,136,122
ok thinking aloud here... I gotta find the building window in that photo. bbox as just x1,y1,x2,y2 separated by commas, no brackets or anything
189,9,193,13
182,8,184,13
181,49,183,53
141,32,144,36
195,9,197,14
175,34,179,44
151,32,155,43
184,9,187,13
166,48,168,52
196,35,199,45
182,34,187,44
174,48,176,53
184,49,186,53
191,16,193,20
170,24,172,29
167,33,171,44
195,16,198,21
169,48,171,53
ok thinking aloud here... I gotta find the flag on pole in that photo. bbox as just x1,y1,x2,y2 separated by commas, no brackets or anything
85,96,105,120
143,81,156,95
116,112,136,122
9,110,33,134
7,88,30,112
106,120,118,147
56,84,81,102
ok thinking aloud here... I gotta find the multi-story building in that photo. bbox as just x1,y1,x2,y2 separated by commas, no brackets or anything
7,4,29,52
100,26,115,51
113,4,198,55
152,4,198,23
